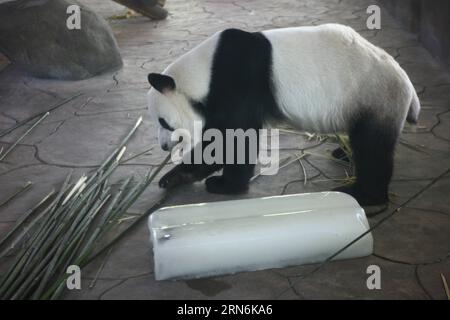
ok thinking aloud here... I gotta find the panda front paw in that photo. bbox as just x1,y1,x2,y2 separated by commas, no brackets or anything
205,176,248,195
159,167,196,189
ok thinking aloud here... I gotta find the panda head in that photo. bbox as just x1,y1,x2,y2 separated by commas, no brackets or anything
147,73,204,151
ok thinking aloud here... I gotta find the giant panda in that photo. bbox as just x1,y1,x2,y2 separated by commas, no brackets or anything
147,24,420,207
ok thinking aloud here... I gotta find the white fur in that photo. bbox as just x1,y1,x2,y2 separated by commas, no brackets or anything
148,24,419,149
263,24,418,133
147,33,220,149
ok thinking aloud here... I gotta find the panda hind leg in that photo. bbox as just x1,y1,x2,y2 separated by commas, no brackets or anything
334,113,398,209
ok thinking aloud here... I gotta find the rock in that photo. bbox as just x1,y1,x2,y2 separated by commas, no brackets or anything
0,51,9,72
0,0,123,80
112,0,168,20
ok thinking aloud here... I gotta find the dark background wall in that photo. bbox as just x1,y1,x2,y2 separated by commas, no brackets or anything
380,0,450,67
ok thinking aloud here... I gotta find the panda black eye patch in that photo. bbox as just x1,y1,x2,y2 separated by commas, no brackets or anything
158,118,175,131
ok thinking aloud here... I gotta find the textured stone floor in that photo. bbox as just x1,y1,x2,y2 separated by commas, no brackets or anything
0,0,449,300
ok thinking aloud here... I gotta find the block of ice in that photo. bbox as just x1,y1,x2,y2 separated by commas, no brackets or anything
148,192,373,280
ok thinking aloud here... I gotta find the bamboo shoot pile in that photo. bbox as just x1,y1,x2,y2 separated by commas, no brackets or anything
0,117,170,299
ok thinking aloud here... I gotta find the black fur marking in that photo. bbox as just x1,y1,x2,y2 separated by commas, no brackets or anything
190,99,207,114
160,29,283,194
158,117,174,131
334,111,398,206
203,29,283,193
148,73,175,93
159,142,222,189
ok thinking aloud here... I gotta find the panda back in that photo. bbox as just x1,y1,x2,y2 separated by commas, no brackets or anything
263,24,413,132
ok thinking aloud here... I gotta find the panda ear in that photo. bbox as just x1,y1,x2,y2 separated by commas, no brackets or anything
148,73,176,93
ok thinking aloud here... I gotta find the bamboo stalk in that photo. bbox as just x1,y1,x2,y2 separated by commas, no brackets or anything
0,117,172,300
88,155,170,254
47,191,168,300
84,187,168,270
89,247,113,289
442,273,450,300
0,189,55,256
24,198,80,267
31,195,111,299
9,238,64,299
250,156,289,182
0,186,70,297
2,149,120,298
61,175,87,206
4,212,70,297
8,177,90,292
0,172,73,292
0,181,32,209
251,154,306,182
0,112,49,161
298,157,308,186
0,93,82,139
42,154,171,300
399,139,429,155
8,180,105,299
303,151,351,167
93,117,142,176
120,146,155,164
76,178,133,261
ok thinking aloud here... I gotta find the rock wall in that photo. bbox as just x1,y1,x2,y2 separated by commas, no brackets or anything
380,0,450,67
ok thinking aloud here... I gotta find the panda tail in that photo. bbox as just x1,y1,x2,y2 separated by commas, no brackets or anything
406,90,420,124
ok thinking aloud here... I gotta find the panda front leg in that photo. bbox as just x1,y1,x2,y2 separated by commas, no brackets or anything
334,114,398,208
159,162,222,189
159,142,222,189
205,163,254,194
204,124,258,194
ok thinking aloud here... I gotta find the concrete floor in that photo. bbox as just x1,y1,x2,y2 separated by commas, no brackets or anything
0,0,449,299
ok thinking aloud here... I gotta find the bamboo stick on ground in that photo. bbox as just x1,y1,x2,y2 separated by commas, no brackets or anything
0,93,82,139
0,172,73,291
0,112,49,162
4,170,104,299
76,178,133,261
0,116,166,298
42,154,171,300
93,117,142,175
0,116,169,300
442,273,450,300
89,247,113,289
298,157,308,186
0,181,32,209
120,146,155,164
84,154,170,260
0,191,69,297
250,154,306,182
30,195,111,299
0,189,54,257
1,175,75,297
